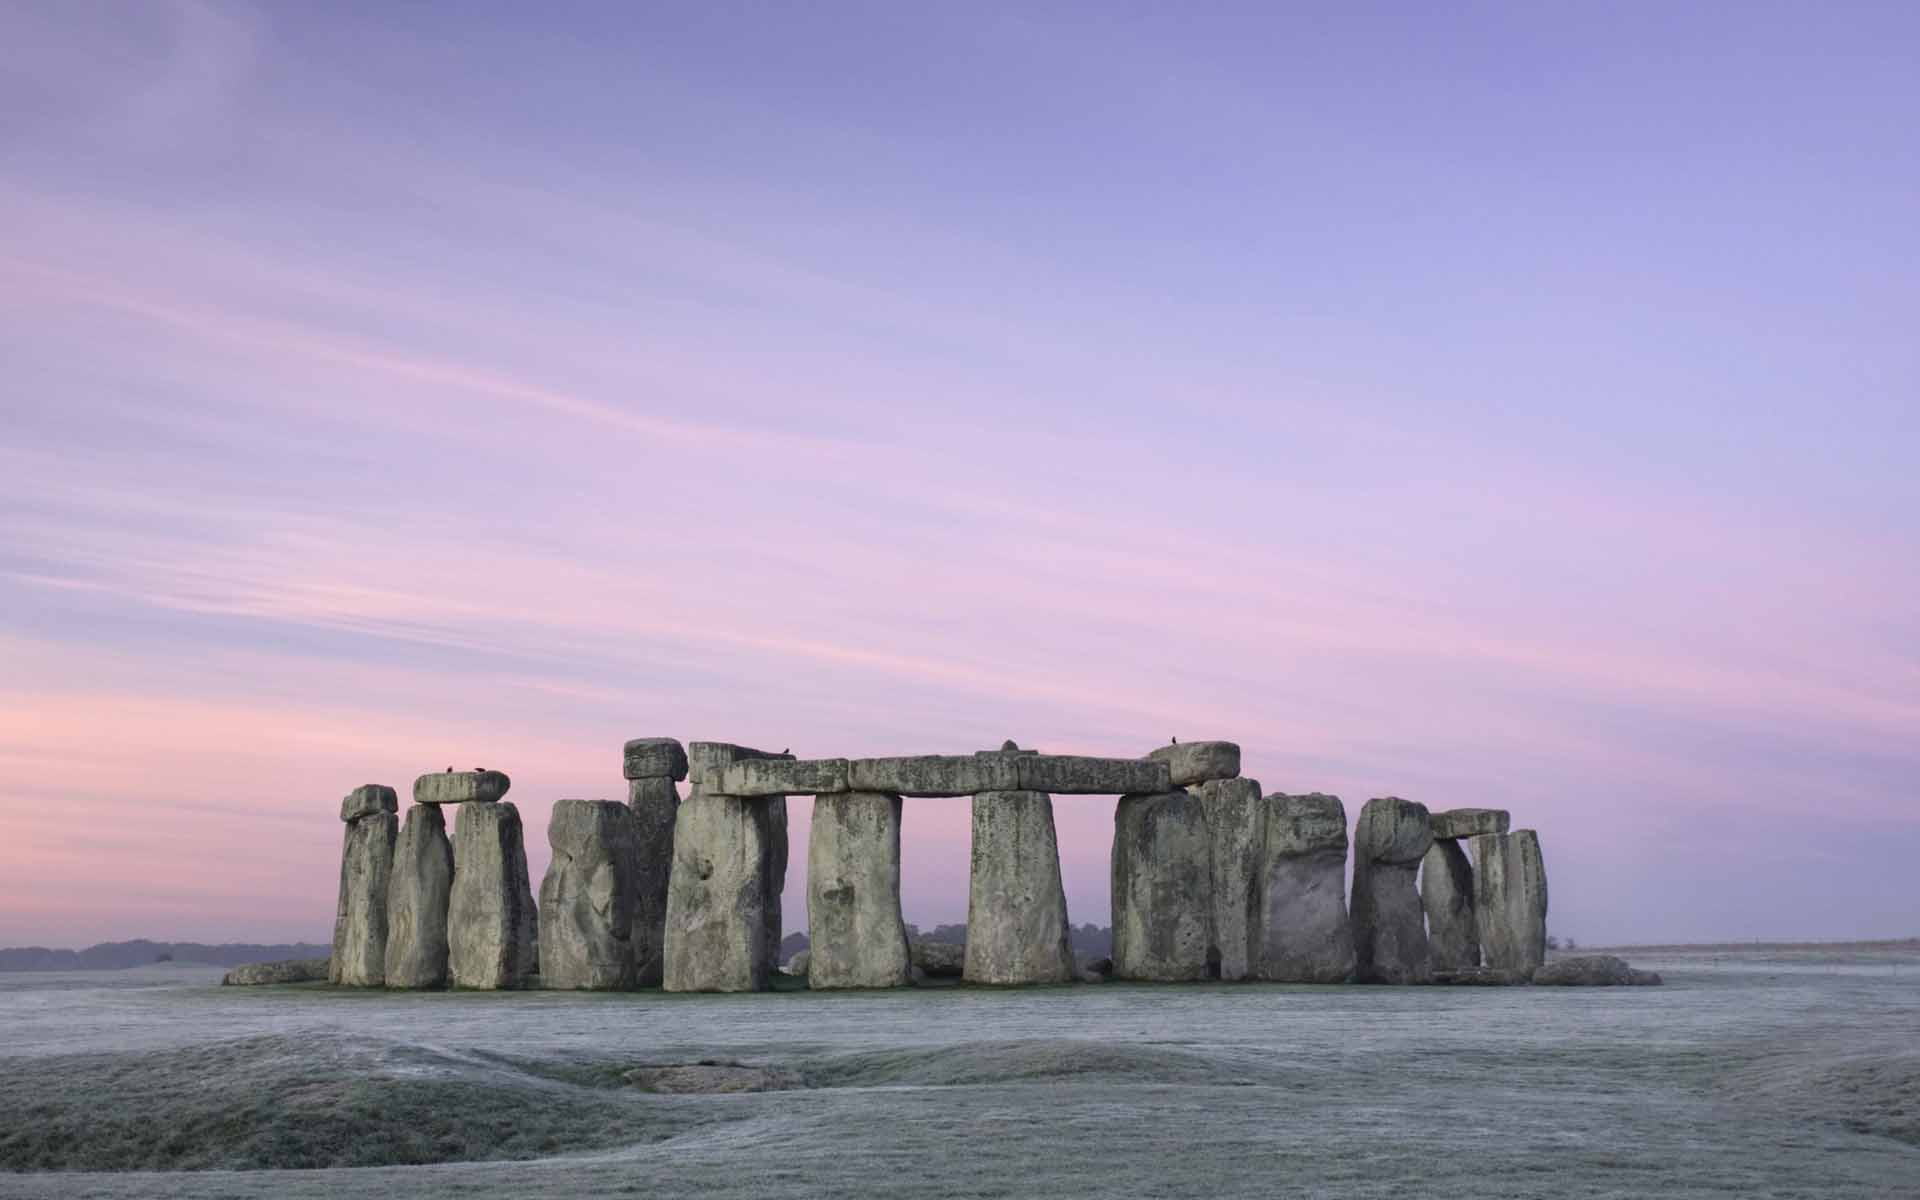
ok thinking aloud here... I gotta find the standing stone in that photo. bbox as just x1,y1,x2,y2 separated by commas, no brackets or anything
1350,796,1434,984
663,742,790,992
1471,830,1549,978
806,791,911,989
331,785,398,987
1259,792,1355,983
448,801,539,989
384,804,453,988
1194,777,1265,981
539,799,641,990
965,790,1076,984
1421,839,1479,971
1111,789,1214,981
623,737,687,987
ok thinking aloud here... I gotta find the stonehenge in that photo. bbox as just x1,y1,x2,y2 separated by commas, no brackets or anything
1260,793,1356,982
327,736,1572,994
1350,796,1434,983
330,784,397,987
539,799,642,990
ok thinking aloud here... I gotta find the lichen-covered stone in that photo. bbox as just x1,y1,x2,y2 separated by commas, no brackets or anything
806,791,911,989
1531,954,1661,986
1146,741,1241,786
1430,808,1510,840
1421,838,1479,971
1194,777,1264,981
340,784,397,823
627,774,679,986
1111,790,1214,981
910,939,965,977
413,770,511,806
965,789,1076,984
1471,829,1549,978
664,786,783,992
330,801,397,987
448,801,538,989
223,958,329,986
848,754,1022,797
718,757,850,797
384,804,453,988
1259,792,1355,983
687,741,791,788
1017,755,1169,795
1351,796,1433,984
539,799,641,990
622,737,688,781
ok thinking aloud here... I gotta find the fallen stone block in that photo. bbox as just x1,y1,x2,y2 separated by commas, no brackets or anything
909,939,965,977
847,754,1021,797
1421,838,1479,972
1111,789,1214,981
223,958,330,986
413,770,511,806
627,775,680,987
448,800,539,989
622,737,689,781
1430,808,1510,840
1471,830,1549,978
540,799,642,990
806,791,911,989
1146,741,1241,786
1018,755,1170,795
1351,796,1433,984
1431,966,1527,986
966,789,1077,984
1259,792,1355,983
1194,777,1265,981
1531,954,1661,986
384,803,454,988
717,757,850,797
331,788,398,987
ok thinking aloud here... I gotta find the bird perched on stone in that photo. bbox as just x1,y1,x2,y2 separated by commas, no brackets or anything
1171,736,1178,744
782,748,790,755
445,766,452,772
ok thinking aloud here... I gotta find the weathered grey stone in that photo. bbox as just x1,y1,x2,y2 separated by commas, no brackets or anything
329,802,397,987
447,801,538,989
786,949,810,977
1421,839,1479,971
1018,755,1170,796
718,757,850,797
627,775,680,987
848,754,1021,797
1258,792,1355,983
1351,796,1433,984
664,789,782,992
806,791,911,989
384,804,453,989
762,797,789,973
1531,954,1661,986
688,741,791,787
1111,790,1214,981
1146,741,1241,786
1471,829,1548,979
622,737,688,781
1430,808,1510,840
1082,956,1114,978
909,939,966,977
1431,966,1527,986
223,958,329,986
340,784,397,823
965,789,1076,984
1194,777,1265,981
413,770,510,806
539,799,641,990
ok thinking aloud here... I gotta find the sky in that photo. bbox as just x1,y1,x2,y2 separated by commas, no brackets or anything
1,2,1915,949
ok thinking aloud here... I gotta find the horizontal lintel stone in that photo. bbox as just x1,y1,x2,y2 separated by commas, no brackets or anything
1145,741,1241,787
716,757,851,797
413,770,511,806
340,784,398,823
1430,808,1510,840
848,755,1022,797
622,738,688,782
687,742,793,785
1017,755,1170,795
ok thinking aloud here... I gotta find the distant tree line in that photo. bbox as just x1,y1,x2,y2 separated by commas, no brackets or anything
0,940,331,972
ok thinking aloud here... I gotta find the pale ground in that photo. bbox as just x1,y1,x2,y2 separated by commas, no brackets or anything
1,947,1915,1198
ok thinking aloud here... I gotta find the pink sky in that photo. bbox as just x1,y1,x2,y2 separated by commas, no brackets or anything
1,4,1916,947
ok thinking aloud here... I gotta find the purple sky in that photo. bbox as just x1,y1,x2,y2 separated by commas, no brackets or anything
2,3,1915,948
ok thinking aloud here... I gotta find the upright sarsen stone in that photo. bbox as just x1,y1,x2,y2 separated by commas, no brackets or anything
1421,839,1479,971
1350,796,1433,984
1194,777,1265,981
965,789,1076,984
806,791,911,989
331,785,398,986
540,799,641,990
1259,792,1355,983
384,804,453,989
624,737,687,987
1111,790,1214,981
664,742,790,993
448,801,539,989
1471,830,1548,978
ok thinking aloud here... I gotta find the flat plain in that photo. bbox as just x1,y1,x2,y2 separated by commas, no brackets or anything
1,946,1914,1198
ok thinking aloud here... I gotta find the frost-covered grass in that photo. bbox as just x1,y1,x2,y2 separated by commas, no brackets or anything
0,955,1915,1196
